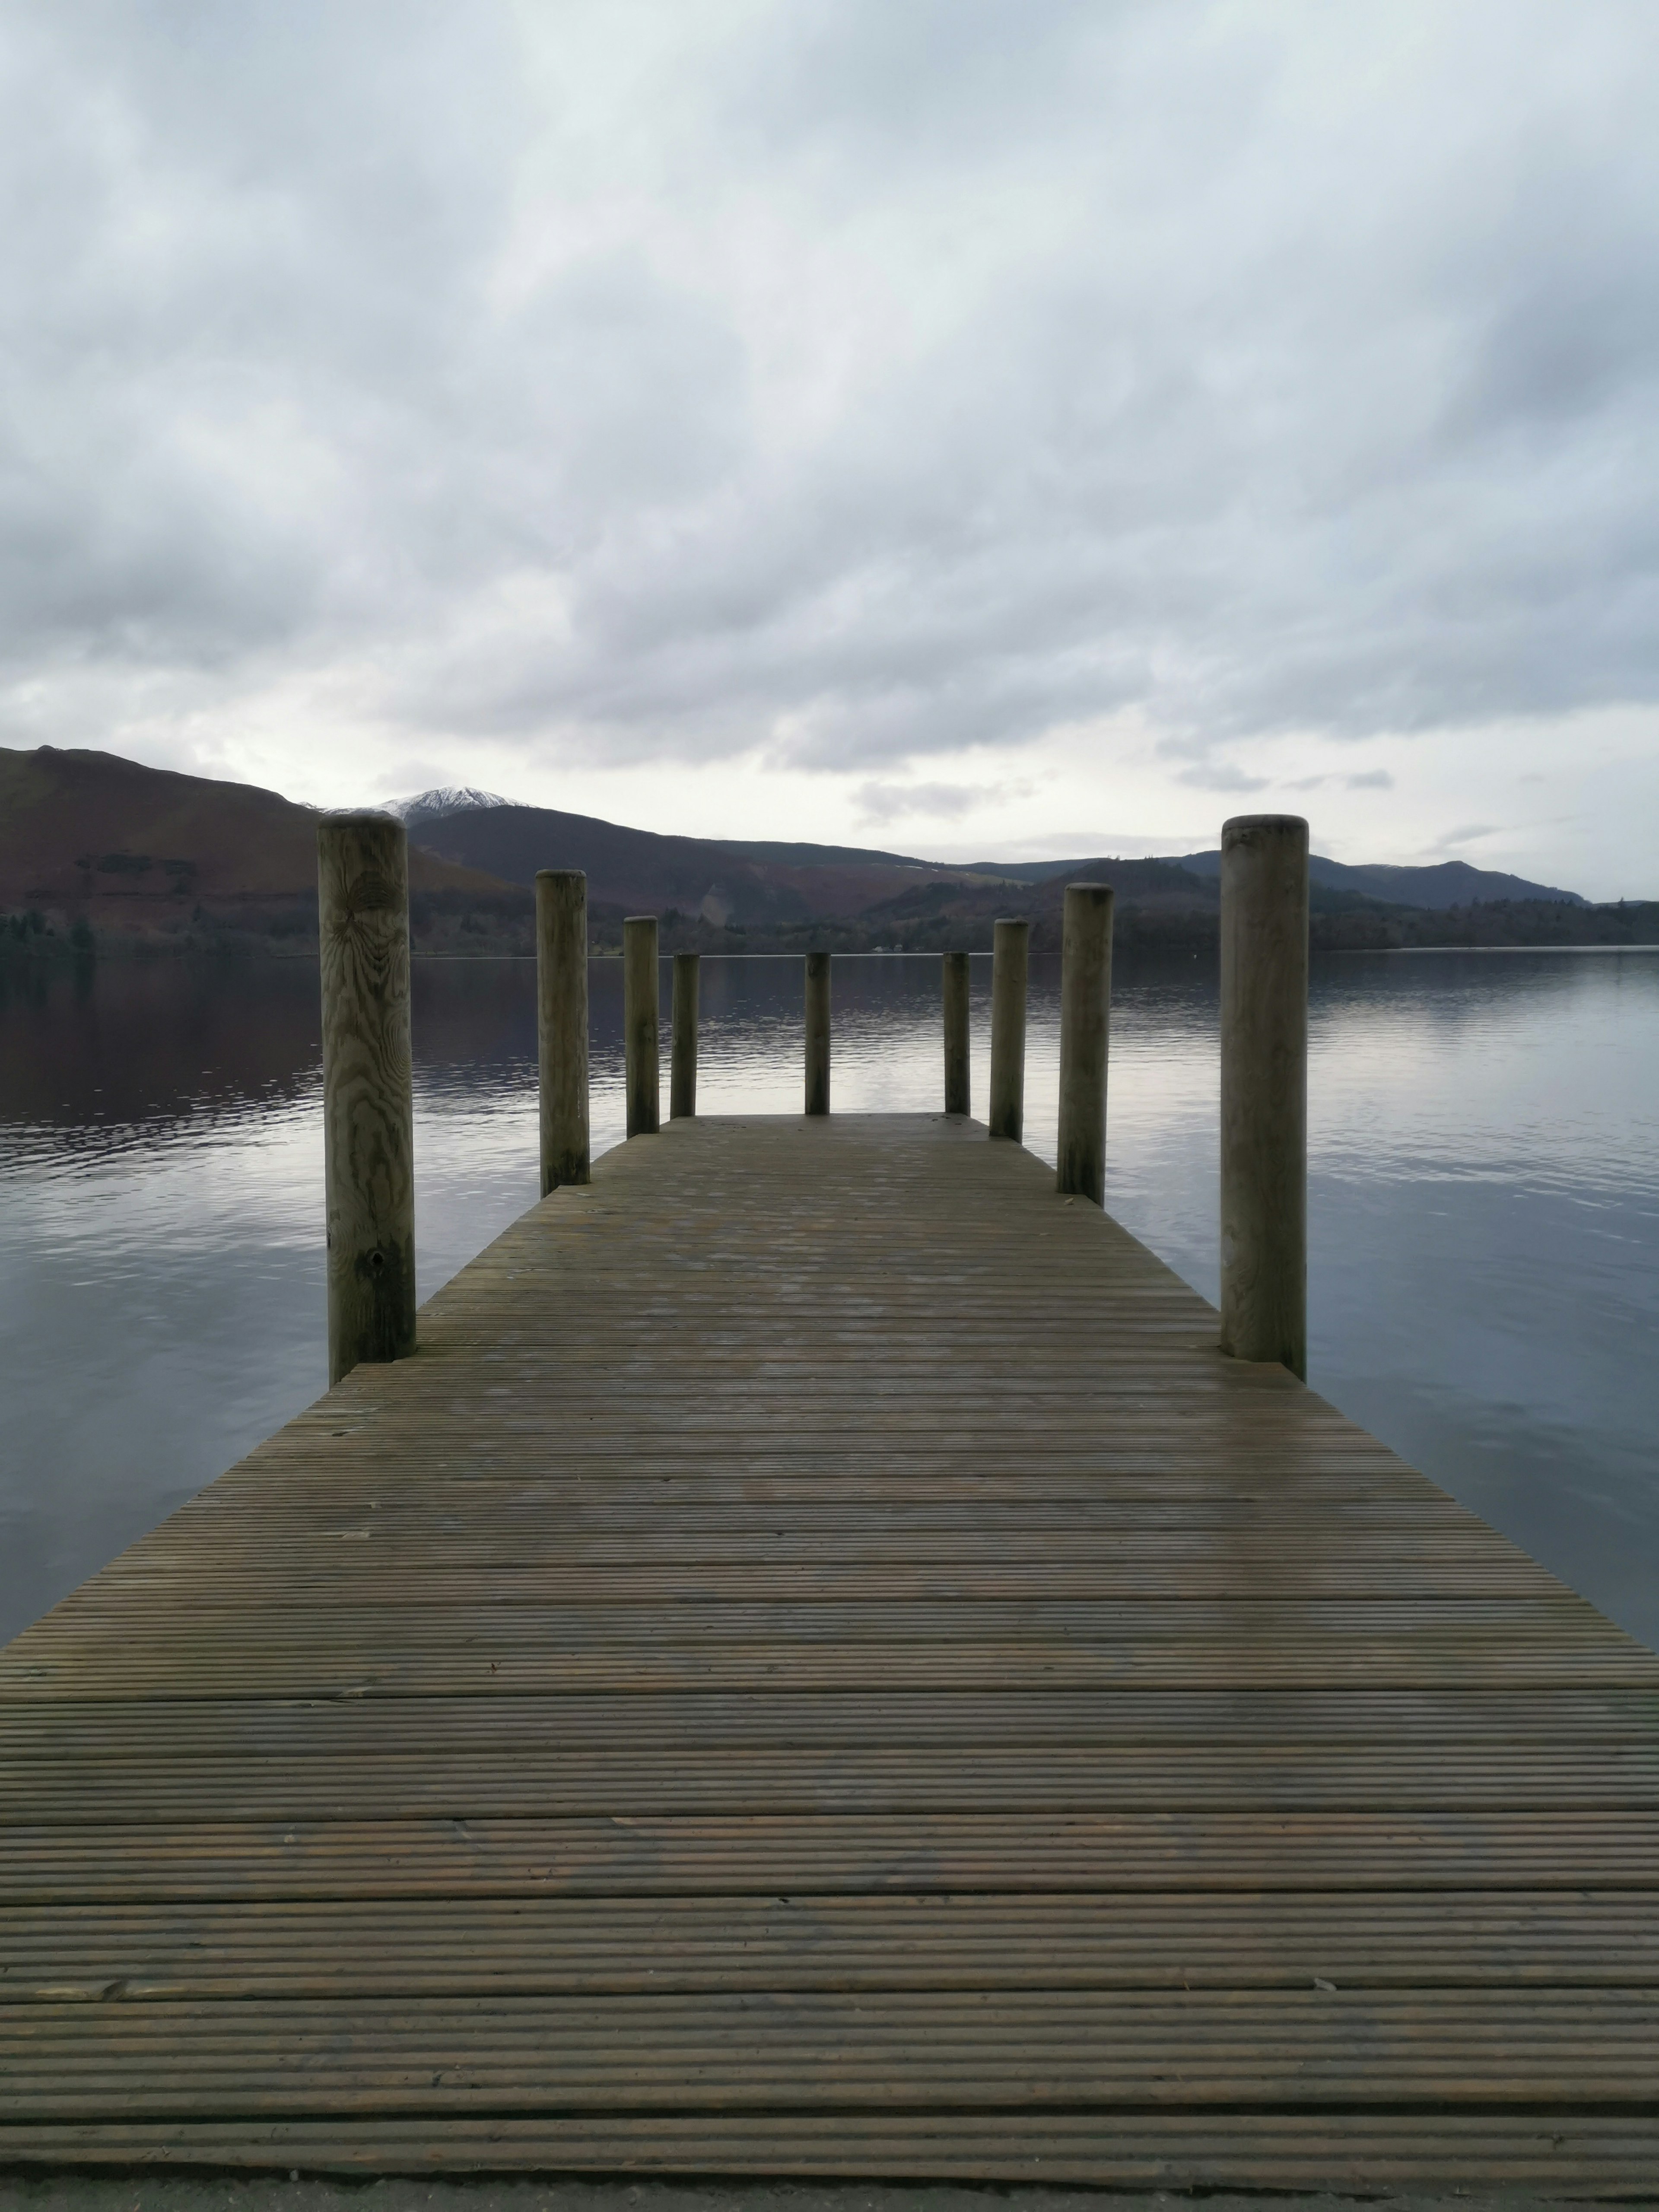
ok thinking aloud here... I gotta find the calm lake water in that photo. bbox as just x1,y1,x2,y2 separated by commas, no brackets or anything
2,947,1656,1651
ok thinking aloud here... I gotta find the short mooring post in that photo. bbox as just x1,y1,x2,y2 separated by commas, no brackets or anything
671,950,699,1119
623,915,660,1137
804,951,831,1116
1057,884,1113,1205
1219,814,1309,1378
942,950,970,1116
988,918,1029,1141
536,869,590,1192
318,813,416,1386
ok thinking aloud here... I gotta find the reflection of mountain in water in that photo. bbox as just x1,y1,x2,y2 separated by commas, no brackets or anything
0,957,325,1157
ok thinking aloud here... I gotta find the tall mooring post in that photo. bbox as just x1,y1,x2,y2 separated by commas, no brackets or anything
671,951,699,1119
623,915,660,1137
535,869,589,1193
1056,883,1113,1205
942,950,970,1116
1219,814,1309,1379
804,951,831,1116
988,918,1029,1142
318,813,416,1386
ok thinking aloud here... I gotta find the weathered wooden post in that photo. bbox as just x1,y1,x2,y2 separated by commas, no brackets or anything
1056,884,1113,1205
536,869,589,1192
1219,814,1309,1379
988,918,1029,1142
623,915,660,1137
804,950,830,1116
318,813,416,1386
942,950,970,1116
671,950,699,1119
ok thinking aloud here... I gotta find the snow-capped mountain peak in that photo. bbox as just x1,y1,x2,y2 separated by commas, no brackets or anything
388,787,515,827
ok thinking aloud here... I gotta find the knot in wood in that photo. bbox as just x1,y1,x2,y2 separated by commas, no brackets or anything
343,870,399,916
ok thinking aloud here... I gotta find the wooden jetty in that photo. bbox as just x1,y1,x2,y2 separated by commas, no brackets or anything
4,816,1659,2190
5,1113,1659,2187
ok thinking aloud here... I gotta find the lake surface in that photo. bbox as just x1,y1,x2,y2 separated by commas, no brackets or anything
2,947,1656,1652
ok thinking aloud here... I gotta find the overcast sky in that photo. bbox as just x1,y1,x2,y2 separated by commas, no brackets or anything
3,3,1657,892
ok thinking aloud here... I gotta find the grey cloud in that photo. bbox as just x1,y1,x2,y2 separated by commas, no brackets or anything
1347,770,1394,790
1,3,1657,777
961,828,1215,862
1174,763,1270,793
855,778,1019,824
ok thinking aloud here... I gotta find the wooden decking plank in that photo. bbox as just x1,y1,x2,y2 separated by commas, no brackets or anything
12,1656,1656,1702
10,1686,1656,1750
3,1111,1657,2185
10,2112,1659,2190
6,1811,1659,1902
9,1990,1659,2113
7,1773,1654,1824
10,1891,1659,1999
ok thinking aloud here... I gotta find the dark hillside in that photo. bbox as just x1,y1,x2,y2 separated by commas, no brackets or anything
852,857,1218,953
0,747,530,953
1313,898,1659,950
5,748,1641,959
1173,849,1586,909
409,803,959,927
962,851,1591,909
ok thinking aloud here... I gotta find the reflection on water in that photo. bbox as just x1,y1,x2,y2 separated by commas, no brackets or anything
2,948,1656,1649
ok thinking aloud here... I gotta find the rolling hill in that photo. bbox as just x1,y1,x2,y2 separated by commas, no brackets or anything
402,798,964,931
0,747,531,952
1170,850,1587,911
961,849,1587,909
396,793,1657,954
4,749,1644,959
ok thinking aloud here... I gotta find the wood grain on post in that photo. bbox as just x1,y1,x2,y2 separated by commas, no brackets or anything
942,950,970,1116
623,916,660,1138
671,951,699,1120
804,951,831,1116
1056,884,1114,1205
318,814,416,1387
535,870,589,1193
1220,813,1309,1378
988,918,1029,1142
